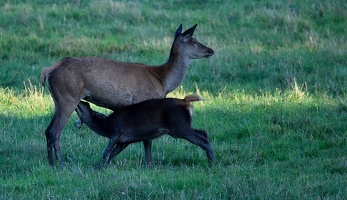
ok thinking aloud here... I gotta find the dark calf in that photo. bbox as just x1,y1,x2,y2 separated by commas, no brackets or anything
75,94,215,167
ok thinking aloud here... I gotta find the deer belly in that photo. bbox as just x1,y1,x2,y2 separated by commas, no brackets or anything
83,90,164,110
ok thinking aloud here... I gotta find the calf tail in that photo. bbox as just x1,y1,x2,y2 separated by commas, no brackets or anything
182,94,204,118
184,94,205,103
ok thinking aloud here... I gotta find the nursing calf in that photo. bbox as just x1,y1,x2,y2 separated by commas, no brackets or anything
75,94,215,167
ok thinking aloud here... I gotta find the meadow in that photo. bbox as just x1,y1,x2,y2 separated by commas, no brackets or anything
1,0,347,199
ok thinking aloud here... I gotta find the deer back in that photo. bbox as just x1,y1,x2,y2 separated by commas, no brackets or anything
44,57,166,109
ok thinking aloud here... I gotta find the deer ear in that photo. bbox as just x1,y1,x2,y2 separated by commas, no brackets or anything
175,24,183,37
182,24,197,39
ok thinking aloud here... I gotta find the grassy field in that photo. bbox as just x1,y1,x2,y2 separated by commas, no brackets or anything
1,0,347,199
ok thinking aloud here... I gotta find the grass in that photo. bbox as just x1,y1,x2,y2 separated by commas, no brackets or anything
1,0,347,199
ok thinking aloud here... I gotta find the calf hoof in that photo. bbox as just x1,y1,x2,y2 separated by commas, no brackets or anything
75,118,83,129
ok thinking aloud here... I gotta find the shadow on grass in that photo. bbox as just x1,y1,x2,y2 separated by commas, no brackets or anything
0,113,49,175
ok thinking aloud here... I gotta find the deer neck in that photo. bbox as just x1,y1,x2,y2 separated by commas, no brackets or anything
158,46,191,94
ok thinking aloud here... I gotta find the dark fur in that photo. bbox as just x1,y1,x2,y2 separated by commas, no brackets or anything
75,95,215,167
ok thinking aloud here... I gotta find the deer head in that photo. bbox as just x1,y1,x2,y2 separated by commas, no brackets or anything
173,24,214,59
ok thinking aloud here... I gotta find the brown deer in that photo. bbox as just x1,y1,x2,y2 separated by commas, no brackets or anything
41,24,214,167
75,95,215,167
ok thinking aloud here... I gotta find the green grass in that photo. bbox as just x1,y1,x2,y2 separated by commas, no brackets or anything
1,0,347,199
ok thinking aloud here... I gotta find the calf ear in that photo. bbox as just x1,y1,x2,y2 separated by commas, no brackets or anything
175,24,183,37
182,24,197,39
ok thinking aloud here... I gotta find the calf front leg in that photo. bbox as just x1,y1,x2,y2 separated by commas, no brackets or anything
97,136,119,167
105,143,129,166
75,118,83,129
105,140,152,167
143,139,152,166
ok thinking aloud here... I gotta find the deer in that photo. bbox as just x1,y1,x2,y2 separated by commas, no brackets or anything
75,95,215,167
40,24,214,167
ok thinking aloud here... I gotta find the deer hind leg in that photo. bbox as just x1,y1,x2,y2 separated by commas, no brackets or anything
45,95,78,167
45,113,57,166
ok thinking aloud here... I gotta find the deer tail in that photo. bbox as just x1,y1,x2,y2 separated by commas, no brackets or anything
40,68,48,86
40,59,64,87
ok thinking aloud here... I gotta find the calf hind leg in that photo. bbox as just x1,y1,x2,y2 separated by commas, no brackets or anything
172,128,216,163
193,129,208,139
